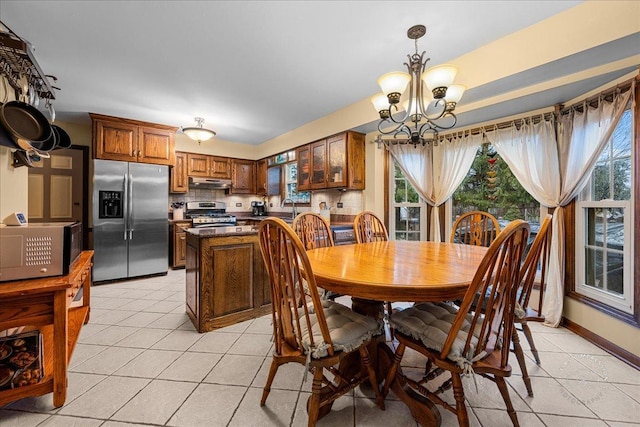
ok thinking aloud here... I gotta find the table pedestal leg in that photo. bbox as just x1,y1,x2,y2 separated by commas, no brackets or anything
350,297,442,426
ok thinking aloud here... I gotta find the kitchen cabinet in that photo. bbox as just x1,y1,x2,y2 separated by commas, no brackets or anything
170,151,188,193
297,131,365,191
256,159,267,195
0,251,93,408
90,113,177,166
230,159,256,194
185,231,270,332
187,154,231,179
170,220,192,268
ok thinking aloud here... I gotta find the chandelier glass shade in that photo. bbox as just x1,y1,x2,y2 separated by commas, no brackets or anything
183,117,216,144
371,25,465,146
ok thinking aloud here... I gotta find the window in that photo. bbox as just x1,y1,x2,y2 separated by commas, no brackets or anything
284,162,310,204
451,143,541,246
575,108,633,314
389,162,427,241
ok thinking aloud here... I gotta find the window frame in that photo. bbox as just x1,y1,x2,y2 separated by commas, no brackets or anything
388,159,428,241
566,82,639,327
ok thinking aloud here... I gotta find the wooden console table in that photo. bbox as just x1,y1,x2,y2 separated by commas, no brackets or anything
0,250,93,408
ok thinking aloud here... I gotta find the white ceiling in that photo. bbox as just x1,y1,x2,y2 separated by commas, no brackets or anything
0,1,638,146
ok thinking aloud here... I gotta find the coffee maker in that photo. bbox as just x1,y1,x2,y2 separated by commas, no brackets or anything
251,201,267,216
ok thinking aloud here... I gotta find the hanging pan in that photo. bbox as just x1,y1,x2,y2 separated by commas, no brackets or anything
0,100,52,152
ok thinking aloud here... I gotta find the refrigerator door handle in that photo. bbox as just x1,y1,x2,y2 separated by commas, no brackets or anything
123,173,129,241
128,173,133,239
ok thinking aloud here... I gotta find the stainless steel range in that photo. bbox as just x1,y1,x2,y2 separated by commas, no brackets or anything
185,201,237,228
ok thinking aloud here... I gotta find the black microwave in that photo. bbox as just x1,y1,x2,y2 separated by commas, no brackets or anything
0,222,83,282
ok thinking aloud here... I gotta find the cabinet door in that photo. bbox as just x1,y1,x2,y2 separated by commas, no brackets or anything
170,151,188,193
138,126,174,165
174,229,187,267
94,120,138,161
209,156,231,179
267,165,281,196
231,159,256,194
297,145,311,191
256,159,267,195
209,244,254,316
187,153,209,177
346,131,365,190
327,134,347,188
310,139,327,190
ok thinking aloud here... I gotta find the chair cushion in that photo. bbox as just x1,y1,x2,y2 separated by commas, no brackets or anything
390,302,480,366
301,300,383,359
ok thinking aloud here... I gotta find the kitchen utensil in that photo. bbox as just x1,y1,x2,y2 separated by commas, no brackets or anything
51,125,71,149
0,100,52,152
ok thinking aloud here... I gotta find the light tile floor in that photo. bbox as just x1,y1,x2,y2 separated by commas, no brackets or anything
1,268,639,426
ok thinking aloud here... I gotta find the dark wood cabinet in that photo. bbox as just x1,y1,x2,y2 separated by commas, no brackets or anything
170,221,192,268
256,159,267,195
297,131,365,191
231,159,256,194
170,151,188,193
186,232,271,332
90,113,176,166
186,154,231,179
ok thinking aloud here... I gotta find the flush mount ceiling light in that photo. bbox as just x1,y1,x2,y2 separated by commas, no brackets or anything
371,25,466,146
182,117,216,144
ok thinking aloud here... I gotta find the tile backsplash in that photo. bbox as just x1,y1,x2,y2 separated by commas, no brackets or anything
169,189,363,215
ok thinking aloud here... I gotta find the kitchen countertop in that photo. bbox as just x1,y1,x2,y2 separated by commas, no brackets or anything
186,225,259,237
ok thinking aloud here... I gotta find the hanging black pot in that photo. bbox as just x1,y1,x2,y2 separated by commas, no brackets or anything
0,100,52,152
52,124,71,149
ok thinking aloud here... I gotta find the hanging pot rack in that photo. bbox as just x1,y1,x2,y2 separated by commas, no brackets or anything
0,20,57,101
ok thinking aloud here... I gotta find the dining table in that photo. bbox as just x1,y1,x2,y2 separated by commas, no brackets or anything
306,240,488,426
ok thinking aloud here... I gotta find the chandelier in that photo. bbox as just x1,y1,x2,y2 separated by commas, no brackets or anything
371,25,465,146
182,117,216,144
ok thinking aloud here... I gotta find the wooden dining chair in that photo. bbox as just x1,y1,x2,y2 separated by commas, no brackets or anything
353,211,393,315
258,218,385,426
511,214,553,396
383,220,530,427
292,212,335,250
450,210,501,247
354,211,389,243
293,212,338,300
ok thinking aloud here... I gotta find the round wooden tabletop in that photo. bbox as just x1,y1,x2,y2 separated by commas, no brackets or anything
306,241,487,302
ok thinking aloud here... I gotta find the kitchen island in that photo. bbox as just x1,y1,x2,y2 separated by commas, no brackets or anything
185,226,271,332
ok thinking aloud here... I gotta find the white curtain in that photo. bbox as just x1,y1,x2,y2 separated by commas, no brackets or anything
489,87,633,327
386,133,482,241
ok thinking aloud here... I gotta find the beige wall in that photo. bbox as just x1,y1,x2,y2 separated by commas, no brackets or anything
0,146,28,221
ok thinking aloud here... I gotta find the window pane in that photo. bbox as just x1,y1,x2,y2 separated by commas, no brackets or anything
395,179,406,203
586,208,604,247
584,247,604,289
407,233,421,241
395,207,407,231
592,163,610,201
613,158,631,200
611,109,632,158
607,207,625,247
606,251,624,295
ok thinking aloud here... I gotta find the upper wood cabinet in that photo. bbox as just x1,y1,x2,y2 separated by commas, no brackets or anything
256,159,267,195
297,131,365,191
187,153,231,179
231,159,256,194
267,165,281,196
170,151,188,193
90,113,177,165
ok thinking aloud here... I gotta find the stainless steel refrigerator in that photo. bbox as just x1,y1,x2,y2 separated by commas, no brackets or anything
92,159,168,282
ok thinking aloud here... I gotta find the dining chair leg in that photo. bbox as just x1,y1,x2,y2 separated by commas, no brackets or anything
520,321,541,365
307,367,324,427
382,341,406,398
260,359,280,406
359,346,385,410
495,376,520,427
512,328,533,397
451,372,470,427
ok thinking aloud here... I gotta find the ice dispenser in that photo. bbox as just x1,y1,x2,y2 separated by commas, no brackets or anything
99,191,123,219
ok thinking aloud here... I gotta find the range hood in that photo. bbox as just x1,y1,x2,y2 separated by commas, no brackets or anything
188,177,232,189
